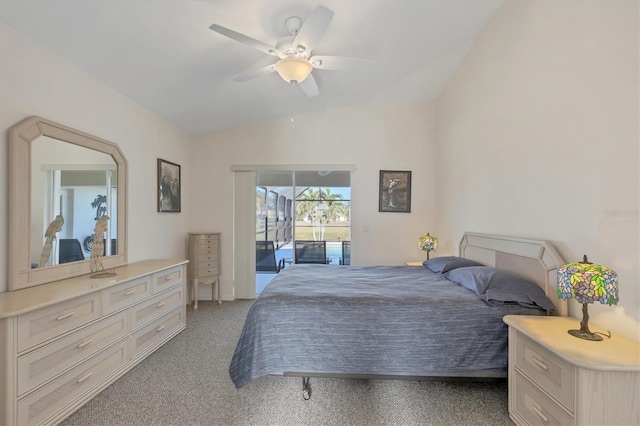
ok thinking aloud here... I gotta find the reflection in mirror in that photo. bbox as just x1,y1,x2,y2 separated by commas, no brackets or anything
31,136,118,268
9,116,127,291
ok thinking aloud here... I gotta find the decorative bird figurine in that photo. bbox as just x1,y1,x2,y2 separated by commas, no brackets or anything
38,215,64,267
90,215,109,273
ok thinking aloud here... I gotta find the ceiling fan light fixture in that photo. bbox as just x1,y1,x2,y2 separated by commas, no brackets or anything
275,57,312,84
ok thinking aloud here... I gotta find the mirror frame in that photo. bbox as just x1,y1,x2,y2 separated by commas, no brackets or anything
8,116,128,290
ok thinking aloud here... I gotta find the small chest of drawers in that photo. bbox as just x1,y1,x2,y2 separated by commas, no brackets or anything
187,232,221,309
504,315,640,426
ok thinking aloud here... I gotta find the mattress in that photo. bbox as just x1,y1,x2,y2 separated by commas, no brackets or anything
229,264,545,388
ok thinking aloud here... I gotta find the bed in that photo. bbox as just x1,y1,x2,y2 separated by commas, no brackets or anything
229,233,567,397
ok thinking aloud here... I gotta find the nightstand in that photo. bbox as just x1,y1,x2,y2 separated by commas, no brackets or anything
405,261,424,266
503,315,639,426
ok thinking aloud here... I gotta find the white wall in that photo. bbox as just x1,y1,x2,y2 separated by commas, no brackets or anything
190,101,438,300
436,1,639,341
0,23,193,293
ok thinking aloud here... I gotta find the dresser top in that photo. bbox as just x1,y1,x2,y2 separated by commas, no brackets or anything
0,259,188,319
504,315,640,371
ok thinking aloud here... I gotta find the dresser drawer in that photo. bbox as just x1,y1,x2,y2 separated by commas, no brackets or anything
130,286,184,331
17,340,128,426
130,307,185,359
513,371,573,426
514,331,574,411
17,293,101,352
152,265,184,294
101,275,152,315
17,311,128,396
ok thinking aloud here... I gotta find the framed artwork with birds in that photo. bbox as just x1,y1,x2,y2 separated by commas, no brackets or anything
379,170,411,213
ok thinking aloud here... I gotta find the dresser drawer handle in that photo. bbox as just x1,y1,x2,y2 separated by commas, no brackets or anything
124,289,137,296
156,325,166,332
156,302,166,308
56,312,75,321
531,405,549,423
164,276,173,281
77,339,93,349
531,356,549,371
77,371,94,383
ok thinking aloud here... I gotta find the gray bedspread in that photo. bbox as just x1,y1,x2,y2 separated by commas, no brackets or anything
229,264,544,388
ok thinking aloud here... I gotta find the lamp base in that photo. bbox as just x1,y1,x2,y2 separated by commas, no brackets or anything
567,329,603,341
566,302,603,341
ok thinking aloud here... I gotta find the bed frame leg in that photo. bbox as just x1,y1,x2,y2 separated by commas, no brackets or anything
302,377,312,400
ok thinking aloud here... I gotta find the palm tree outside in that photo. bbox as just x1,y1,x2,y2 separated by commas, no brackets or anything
295,187,349,241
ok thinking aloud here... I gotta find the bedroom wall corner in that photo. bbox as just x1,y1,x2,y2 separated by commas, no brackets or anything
434,1,639,341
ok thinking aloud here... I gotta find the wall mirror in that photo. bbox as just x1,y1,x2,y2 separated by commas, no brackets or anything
9,116,127,291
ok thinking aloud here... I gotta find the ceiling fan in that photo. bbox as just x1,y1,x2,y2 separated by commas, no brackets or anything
209,5,372,97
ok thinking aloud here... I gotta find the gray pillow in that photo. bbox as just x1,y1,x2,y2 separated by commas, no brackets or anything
443,266,555,311
423,256,484,273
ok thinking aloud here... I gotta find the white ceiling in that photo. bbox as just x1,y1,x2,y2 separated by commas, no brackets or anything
0,0,503,136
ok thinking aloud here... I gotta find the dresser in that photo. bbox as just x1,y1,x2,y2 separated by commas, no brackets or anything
187,232,221,309
504,315,640,426
0,259,188,426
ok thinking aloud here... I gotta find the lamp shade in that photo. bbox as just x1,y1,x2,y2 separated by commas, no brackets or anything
418,233,438,253
557,257,618,306
275,57,312,84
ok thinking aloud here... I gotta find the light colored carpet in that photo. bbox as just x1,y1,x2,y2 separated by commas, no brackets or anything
61,300,515,426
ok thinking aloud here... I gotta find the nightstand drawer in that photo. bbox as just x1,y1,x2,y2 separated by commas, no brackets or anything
515,331,574,411
514,371,573,426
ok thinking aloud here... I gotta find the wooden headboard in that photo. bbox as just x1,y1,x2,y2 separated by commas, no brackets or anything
459,232,568,316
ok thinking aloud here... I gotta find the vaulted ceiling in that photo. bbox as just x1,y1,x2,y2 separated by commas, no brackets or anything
0,0,504,135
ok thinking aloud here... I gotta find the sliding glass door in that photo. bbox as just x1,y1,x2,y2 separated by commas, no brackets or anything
254,170,351,293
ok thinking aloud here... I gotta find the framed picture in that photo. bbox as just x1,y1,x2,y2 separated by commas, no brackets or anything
379,170,411,213
157,158,181,212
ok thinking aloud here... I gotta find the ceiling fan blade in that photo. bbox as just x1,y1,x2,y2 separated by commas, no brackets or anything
293,5,334,55
298,74,319,97
233,64,276,82
309,56,374,72
209,24,282,58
